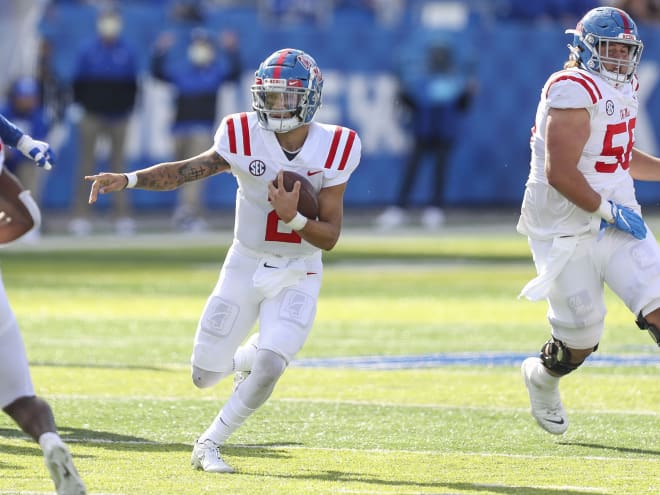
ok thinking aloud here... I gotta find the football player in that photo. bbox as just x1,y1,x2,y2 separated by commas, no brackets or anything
86,48,361,472
517,7,660,435
0,114,87,494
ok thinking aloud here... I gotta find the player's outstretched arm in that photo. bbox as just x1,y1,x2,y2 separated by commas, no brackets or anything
86,149,230,204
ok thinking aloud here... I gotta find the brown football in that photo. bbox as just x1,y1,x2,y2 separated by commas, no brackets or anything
272,170,320,219
0,193,33,244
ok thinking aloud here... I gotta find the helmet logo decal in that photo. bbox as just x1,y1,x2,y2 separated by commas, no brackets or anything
249,160,266,176
297,53,314,70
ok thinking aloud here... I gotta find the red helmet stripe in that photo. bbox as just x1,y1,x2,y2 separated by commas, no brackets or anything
272,49,290,79
613,8,633,33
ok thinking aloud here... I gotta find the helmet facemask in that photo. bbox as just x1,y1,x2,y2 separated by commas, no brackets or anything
573,33,643,85
251,81,317,133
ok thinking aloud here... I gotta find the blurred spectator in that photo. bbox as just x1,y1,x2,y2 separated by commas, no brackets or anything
376,38,477,230
611,0,660,24
35,38,71,125
69,5,139,236
150,27,241,232
167,0,208,23
258,0,332,25
334,0,405,26
0,76,52,241
493,0,601,24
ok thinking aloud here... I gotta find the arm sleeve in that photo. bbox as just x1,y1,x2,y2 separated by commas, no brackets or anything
0,114,24,147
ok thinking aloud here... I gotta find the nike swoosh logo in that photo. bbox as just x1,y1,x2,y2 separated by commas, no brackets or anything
544,417,565,425
263,262,278,269
307,170,323,176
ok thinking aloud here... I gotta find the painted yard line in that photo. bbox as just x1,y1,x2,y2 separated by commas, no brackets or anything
31,352,660,371
40,394,660,416
292,352,660,369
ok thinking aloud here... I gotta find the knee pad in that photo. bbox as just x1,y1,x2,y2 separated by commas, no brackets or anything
250,350,287,388
539,337,596,376
191,366,228,389
238,350,288,409
635,312,660,347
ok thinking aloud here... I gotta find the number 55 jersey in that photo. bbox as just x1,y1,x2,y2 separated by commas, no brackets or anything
517,67,640,240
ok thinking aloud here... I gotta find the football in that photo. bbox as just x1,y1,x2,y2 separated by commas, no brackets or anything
272,170,320,219
0,193,34,244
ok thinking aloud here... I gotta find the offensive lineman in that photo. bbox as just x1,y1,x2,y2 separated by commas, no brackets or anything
517,7,660,435
86,48,361,472
0,114,87,494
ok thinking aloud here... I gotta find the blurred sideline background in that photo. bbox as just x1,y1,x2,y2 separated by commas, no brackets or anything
1,0,660,236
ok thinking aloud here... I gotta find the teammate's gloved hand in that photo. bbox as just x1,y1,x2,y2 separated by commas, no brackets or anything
598,200,647,240
16,135,54,170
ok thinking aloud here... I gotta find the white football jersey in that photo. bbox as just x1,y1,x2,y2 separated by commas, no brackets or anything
214,112,361,257
517,67,640,240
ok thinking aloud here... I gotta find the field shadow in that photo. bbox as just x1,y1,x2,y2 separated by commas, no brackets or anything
244,470,605,494
557,440,660,456
1,427,303,462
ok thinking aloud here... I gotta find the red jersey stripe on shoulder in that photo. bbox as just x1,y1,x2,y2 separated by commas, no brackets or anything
227,116,237,154
240,112,251,156
574,72,602,99
546,72,601,104
324,126,343,169
338,129,357,170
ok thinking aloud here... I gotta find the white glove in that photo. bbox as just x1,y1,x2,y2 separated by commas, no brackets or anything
16,135,54,170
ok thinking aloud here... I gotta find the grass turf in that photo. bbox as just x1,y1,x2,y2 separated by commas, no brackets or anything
0,230,658,494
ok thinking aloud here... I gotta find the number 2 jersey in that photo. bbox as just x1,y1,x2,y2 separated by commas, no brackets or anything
213,111,361,257
517,67,641,240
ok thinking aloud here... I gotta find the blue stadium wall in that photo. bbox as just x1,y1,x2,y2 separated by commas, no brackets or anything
37,3,660,211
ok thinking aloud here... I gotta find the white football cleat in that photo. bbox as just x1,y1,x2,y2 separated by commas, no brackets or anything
191,438,234,473
374,206,407,230
43,443,86,495
420,207,446,229
521,357,568,435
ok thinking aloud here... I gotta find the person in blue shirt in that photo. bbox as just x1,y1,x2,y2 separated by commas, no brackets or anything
1,76,52,225
375,39,477,230
0,113,86,495
150,27,241,231
69,6,139,236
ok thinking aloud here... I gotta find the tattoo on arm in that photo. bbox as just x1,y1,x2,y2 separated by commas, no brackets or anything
138,152,229,190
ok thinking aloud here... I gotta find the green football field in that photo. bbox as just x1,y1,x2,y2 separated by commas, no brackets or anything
0,225,659,495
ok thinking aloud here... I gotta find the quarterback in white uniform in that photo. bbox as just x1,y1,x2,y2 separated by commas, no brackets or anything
0,114,86,494
517,7,660,435
86,48,361,473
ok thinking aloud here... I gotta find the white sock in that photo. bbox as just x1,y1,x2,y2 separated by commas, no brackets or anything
532,361,561,389
38,431,63,453
233,333,259,372
200,393,256,446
